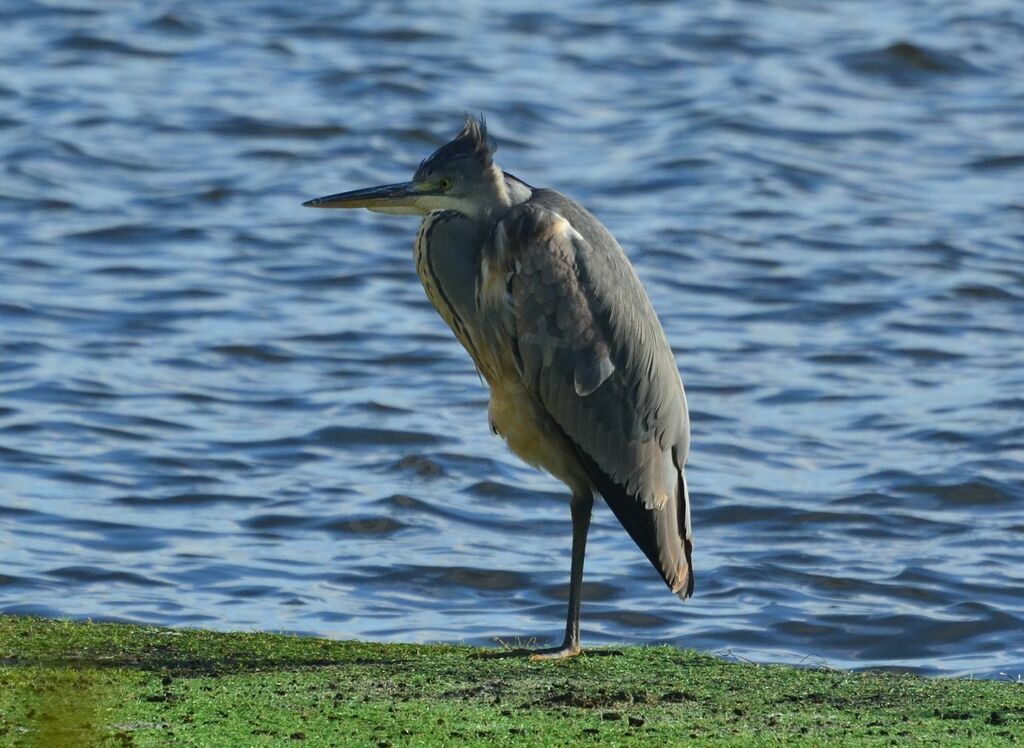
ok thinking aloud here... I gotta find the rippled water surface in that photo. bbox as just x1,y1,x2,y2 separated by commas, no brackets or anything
1,1,1023,677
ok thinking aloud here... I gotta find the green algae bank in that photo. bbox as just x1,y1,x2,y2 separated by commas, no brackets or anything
1,617,1021,746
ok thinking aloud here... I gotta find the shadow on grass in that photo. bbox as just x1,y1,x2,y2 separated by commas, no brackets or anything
471,648,625,660
2,654,405,676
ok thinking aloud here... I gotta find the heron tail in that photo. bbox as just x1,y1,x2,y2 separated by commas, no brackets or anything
578,445,694,599
676,468,695,600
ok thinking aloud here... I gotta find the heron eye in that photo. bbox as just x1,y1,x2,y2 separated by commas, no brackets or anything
438,177,453,191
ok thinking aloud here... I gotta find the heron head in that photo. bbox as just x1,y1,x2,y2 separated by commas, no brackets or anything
303,116,508,218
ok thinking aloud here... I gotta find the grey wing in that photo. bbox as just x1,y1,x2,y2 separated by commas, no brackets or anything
492,203,694,597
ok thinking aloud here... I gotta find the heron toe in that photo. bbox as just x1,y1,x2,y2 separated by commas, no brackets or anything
528,643,582,662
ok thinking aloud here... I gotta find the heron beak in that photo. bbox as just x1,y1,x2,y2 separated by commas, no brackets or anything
302,181,424,214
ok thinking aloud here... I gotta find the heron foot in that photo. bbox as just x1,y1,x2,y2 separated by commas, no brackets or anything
471,641,582,661
528,643,581,662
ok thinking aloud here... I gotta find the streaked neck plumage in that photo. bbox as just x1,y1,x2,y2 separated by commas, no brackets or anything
411,170,532,382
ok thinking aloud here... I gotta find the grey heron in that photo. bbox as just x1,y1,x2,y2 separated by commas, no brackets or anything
304,117,692,660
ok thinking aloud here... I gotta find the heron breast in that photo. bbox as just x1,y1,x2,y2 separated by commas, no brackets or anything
488,382,589,494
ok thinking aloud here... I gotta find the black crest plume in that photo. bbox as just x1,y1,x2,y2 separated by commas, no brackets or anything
419,115,497,174
456,115,496,165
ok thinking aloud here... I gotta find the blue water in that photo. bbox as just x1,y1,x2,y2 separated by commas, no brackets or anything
1,0,1023,677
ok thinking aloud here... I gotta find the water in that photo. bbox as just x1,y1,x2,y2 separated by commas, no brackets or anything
1,0,1022,678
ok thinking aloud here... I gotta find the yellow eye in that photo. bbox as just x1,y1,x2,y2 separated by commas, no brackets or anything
438,177,453,191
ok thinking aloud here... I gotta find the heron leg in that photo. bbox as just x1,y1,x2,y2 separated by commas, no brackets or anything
529,491,593,662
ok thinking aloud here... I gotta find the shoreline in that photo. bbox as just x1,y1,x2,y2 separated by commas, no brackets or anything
2,615,1021,745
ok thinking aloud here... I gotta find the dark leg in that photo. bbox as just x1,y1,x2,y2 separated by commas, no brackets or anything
528,491,593,661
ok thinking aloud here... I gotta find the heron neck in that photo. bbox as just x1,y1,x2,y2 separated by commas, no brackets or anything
502,171,533,207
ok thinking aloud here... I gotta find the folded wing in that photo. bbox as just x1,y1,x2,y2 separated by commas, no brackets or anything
486,202,694,597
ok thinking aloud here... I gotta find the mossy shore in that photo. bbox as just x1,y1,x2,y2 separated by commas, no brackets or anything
1,616,1021,746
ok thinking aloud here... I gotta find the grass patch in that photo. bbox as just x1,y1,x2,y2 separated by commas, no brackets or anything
1,615,1021,745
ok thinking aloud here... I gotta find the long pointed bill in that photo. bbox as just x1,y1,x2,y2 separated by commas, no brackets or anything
302,181,424,214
